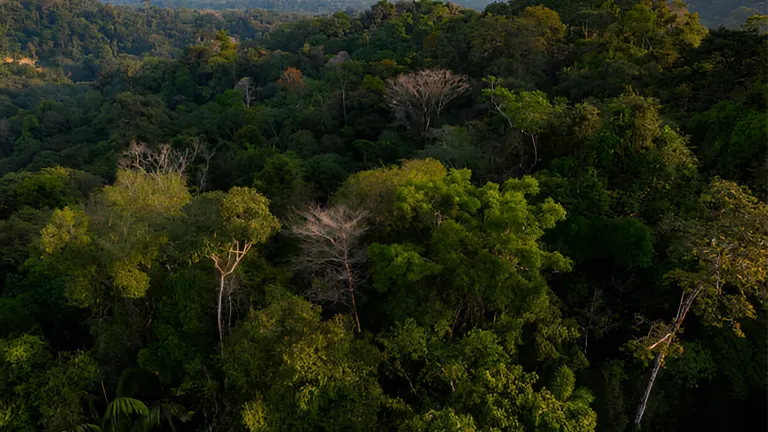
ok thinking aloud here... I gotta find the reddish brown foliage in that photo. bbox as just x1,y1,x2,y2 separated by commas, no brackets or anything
277,67,306,90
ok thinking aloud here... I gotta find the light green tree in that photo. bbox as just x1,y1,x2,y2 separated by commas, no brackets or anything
225,296,387,432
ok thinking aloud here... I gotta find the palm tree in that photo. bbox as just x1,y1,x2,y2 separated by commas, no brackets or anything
73,396,191,432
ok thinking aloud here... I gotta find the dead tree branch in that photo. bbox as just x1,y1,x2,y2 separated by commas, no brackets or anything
385,69,469,133
120,141,197,176
290,205,369,332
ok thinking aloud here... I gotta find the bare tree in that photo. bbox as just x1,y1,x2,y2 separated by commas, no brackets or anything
235,77,255,108
120,141,197,176
290,205,369,333
385,69,469,133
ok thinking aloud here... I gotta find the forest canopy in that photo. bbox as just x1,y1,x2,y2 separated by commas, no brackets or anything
103,0,768,27
0,0,766,431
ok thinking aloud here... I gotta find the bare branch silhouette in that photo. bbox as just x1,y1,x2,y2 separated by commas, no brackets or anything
385,69,469,133
290,205,369,332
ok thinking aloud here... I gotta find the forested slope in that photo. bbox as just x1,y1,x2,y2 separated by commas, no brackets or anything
104,0,377,14
101,0,768,27
0,0,766,431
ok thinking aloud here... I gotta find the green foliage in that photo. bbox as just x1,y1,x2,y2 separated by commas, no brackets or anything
74,395,191,432
0,0,766,431
483,85,557,135
666,341,716,389
104,397,149,432
40,170,190,305
379,321,597,431
669,178,768,334
253,151,311,214
359,160,576,364
335,158,447,228
0,167,100,218
225,296,387,431
0,335,98,432
136,268,216,385
402,408,478,432
550,365,576,401
179,186,280,261
0,297,35,337
221,187,280,244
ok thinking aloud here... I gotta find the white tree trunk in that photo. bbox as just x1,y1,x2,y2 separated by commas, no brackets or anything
217,274,225,355
634,350,663,428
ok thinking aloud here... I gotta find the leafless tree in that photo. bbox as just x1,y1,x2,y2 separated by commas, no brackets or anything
290,205,369,333
235,77,256,108
120,141,197,176
385,69,469,133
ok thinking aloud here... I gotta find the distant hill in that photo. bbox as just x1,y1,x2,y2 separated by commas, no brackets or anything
102,0,383,14
101,0,501,14
684,0,766,28
100,0,766,27
0,0,304,81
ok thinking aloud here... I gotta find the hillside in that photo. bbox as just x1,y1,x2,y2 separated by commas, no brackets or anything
0,0,766,431
104,0,378,13
0,0,304,80
101,0,492,14
99,0,767,27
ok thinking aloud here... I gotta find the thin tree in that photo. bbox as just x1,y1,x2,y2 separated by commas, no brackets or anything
483,77,554,171
325,61,361,128
211,240,250,352
385,69,469,133
182,188,279,355
235,77,255,108
576,288,617,356
290,205,369,333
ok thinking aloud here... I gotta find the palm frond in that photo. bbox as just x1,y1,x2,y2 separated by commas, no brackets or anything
71,424,103,432
105,397,149,431
129,406,161,432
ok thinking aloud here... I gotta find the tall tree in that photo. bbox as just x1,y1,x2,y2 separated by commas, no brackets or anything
385,69,469,133
631,178,768,427
290,205,369,332
483,79,560,171
179,187,280,353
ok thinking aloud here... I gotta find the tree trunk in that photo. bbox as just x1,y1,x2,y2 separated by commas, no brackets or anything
344,260,361,333
228,284,233,335
341,85,347,128
350,288,361,333
634,350,663,428
584,288,599,355
217,273,225,355
634,285,702,428
529,133,538,171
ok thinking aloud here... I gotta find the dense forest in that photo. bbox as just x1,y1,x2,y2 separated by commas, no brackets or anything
103,0,375,14
102,0,768,27
0,0,766,431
